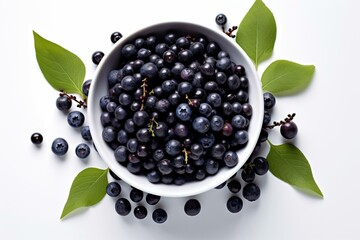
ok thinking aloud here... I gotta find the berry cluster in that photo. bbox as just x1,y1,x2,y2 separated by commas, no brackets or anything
99,31,253,185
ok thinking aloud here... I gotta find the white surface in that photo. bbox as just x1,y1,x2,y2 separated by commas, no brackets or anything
1,0,359,239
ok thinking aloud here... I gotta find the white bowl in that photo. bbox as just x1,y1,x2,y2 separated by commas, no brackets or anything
88,21,264,197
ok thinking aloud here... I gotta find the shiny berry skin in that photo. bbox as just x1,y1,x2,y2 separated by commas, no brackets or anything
81,126,92,141
152,208,167,224
129,188,144,202
184,199,201,216
227,179,241,193
146,193,161,205
176,103,192,121
243,183,261,201
75,143,91,159
115,198,131,216
140,62,158,79
92,51,104,65
165,139,182,156
56,95,72,111
67,111,85,128
31,132,43,144
241,168,255,182
223,151,238,167
192,117,210,133
51,138,68,156
111,31,123,43
263,92,276,109
82,79,92,96
253,157,269,175
134,206,148,219
280,121,298,139
106,182,121,197
215,13,227,26
227,196,243,213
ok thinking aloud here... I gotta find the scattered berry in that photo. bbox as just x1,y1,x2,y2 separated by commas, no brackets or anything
115,198,131,216
243,183,261,202
152,208,167,224
227,179,241,193
263,92,276,110
82,79,92,97
227,195,243,213
31,132,43,144
80,126,92,141
129,188,144,202
134,205,147,219
215,13,227,26
56,95,72,111
75,143,91,159
51,138,68,156
92,51,104,65
253,157,269,175
106,182,121,197
280,121,298,139
111,32,123,43
184,199,201,216
146,193,161,205
67,111,85,128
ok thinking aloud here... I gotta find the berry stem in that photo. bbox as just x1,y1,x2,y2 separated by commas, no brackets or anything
59,90,87,109
266,113,296,129
182,148,189,164
148,116,158,137
140,78,148,111
222,26,238,38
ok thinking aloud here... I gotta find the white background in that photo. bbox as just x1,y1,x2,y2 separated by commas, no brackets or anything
1,0,359,239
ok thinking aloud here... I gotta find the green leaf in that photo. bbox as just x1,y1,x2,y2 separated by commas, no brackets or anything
61,168,109,219
33,31,86,99
236,0,276,69
267,142,323,198
261,60,315,96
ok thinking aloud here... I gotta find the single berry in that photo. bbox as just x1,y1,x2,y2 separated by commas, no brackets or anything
176,103,192,121
192,117,210,133
152,208,167,224
184,199,201,216
253,156,269,175
227,179,241,193
92,51,105,65
223,151,238,167
82,79,92,96
280,121,298,139
56,95,72,111
227,196,243,213
51,138,68,156
75,143,91,159
241,168,255,182
111,31,123,43
243,183,261,201
215,13,227,26
134,205,148,219
263,92,276,109
67,111,85,128
115,198,131,216
106,182,121,197
31,132,43,144
146,193,161,205
81,126,92,141
129,188,144,202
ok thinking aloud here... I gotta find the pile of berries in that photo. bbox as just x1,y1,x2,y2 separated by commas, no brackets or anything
99,30,252,185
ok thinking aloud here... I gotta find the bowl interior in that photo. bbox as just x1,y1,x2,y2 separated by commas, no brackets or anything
88,22,264,197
